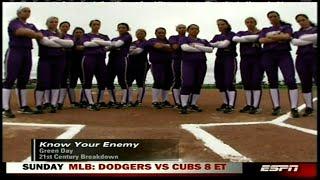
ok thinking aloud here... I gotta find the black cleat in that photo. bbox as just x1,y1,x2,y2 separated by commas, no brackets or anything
161,101,174,108
33,106,44,114
216,103,228,112
106,101,118,108
271,106,282,116
127,101,136,107
134,100,142,107
116,103,128,109
87,104,100,111
180,106,188,114
223,105,235,114
2,109,15,118
79,101,88,108
70,102,80,108
239,105,252,113
57,103,63,110
43,103,51,110
152,102,162,109
249,107,262,114
303,107,313,117
17,106,34,114
49,105,57,113
189,105,203,112
97,102,109,109
175,104,182,109
291,108,300,118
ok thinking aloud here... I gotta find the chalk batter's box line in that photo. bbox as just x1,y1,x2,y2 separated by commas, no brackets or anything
181,98,317,162
3,122,85,162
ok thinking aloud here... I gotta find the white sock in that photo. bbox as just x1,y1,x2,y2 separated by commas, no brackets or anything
253,90,262,108
35,91,44,106
270,89,280,108
2,88,11,110
227,91,236,107
85,89,94,105
173,89,181,105
152,88,161,102
16,89,28,107
221,92,228,104
108,89,116,102
289,89,299,109
58,88,67,104
161,90,169,102
181,95,189,107
44,90,50,104
245,90,252,106
191,94,200,105
68,88,76,103
303,93,313,108
128,87,133,102
51,89,60,106
121,89,128,103
137,87,144,102
98,89,105,103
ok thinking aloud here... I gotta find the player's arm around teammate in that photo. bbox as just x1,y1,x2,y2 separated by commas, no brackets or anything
179,24,213,114
210,19,238,114
291,14,317,117
2,6,43,118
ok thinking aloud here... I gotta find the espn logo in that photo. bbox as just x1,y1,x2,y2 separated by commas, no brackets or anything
260,165,299,172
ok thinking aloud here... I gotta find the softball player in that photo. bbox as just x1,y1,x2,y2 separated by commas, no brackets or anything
57,21,74,110
291,14,317,116
146,27,174,109
179,24,213,114
105,23,132,109
2,6,43,118
210,19,238,114
259,11,299,118
69,27,86,108
34,16,74,114
232,17,263,114
169,24,186,109
126,29,149,107
81,19,111,111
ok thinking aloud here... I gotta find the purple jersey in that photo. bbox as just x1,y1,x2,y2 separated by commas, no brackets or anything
82,33,110,55
235,31,261,56
8,18,38,49
169,35,186,60
210,31,237,57
259,24,293,52
293,26,317,55
63,33,74,56
38,30,64,57
73,37,84,60
129,39,148,61
146,38,172,64
179,36,211,62
109,33,132,59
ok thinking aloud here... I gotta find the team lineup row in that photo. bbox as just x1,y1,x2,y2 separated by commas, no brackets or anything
2,6,317,118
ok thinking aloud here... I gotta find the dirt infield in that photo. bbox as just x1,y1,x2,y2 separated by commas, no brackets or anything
2,88,317,162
